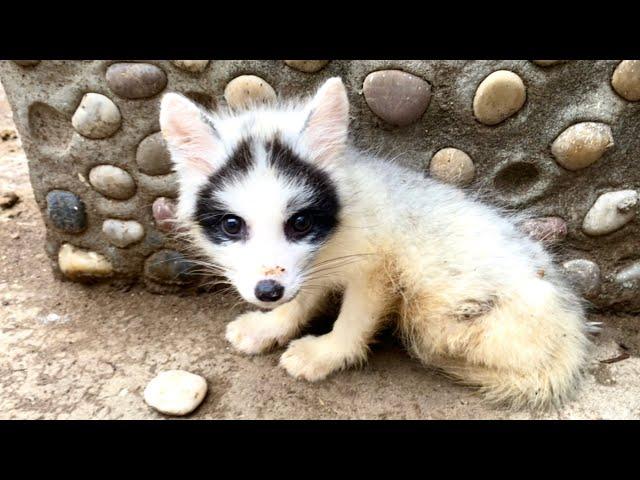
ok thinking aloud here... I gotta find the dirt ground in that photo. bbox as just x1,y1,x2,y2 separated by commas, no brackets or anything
1,82,639,420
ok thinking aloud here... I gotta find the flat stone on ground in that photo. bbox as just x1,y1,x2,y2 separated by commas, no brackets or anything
143,370,207,416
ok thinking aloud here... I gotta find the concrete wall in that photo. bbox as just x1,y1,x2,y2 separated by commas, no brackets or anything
0,60,638,310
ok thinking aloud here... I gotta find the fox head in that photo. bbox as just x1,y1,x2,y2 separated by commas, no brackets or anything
159,77,349,308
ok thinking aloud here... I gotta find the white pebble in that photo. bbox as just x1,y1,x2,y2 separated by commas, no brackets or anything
429,148,475,185
71,93,121,139
615,261,640,286
611,60,640,101
582,190,638,236
89,165,136,200
143,370,207,416
102,219,144,248
224,75,276,110
473,70,526,125
551,122,614,171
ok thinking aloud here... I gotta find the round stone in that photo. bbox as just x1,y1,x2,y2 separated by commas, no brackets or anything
89,165,136,200
284,60,329,73
58,243,113,281
102,219,145,248
615,261,640,288
473,70,526,126
13,60,40,67
551,122,614,171
138,173,178,197
71,93,121,139
144,250,194,285
532,60,566,67
106,63,168,99
363,70,431,127
429,148,475,185
562,259,600,299
152,197,182,232
144,370,207,416
136,132,173,176
611,60,640,101
224,75,276,109
582,190,638,236
171,60,210,73
520,217,567,245
46,190,87,234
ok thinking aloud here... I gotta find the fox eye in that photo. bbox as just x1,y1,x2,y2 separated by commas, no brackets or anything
286,212,314,240
221,214,244,237
293,213,312,233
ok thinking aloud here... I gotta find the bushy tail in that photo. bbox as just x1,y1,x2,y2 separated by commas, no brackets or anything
405,277,593,410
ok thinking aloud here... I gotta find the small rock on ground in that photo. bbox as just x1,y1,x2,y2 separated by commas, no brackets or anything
143,370,208,416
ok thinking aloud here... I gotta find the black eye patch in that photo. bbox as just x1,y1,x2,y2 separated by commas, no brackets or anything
194,140,253,244
267,138,340,245
284,210,338,243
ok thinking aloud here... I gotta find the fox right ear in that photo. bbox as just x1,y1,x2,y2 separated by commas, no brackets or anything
159,93,221,183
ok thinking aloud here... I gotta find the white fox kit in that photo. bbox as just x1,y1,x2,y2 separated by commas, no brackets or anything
159,77,593,409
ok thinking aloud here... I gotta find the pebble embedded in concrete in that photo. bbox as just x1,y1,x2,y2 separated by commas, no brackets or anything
224,75,276,109
58,243,113,280
429,148,475,185
102,219,145,248
473,70,526,126
284,60,329,73
144,249,194,285
89,165,136,200
106,62,168,99
582,190,638,236
562,259,600,298
144,370,207,416
171,60,210,73
136,131,173,176
363,70,432,127
46,190,87,233
71,93,121,139
615,261,640,287
520,216,567,245
611,60,640,101
152,197,180,232
138,172,179,197
13,60,40,67
551,122,614,171
532,60,567,66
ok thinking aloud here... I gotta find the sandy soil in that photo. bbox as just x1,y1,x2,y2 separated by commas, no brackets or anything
1,81,639,420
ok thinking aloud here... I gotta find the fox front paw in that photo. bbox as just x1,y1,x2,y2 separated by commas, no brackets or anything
280,335,354,382
225,311,290,355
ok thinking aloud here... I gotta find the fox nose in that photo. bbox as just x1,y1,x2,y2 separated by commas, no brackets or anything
255,280,284,302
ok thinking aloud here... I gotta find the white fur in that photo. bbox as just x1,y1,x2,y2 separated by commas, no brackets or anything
160,78,593,410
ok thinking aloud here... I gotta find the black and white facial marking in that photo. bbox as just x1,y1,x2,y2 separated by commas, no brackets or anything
194,139,254,244
193,135,341,308
160,77,350,309
267,138,340,244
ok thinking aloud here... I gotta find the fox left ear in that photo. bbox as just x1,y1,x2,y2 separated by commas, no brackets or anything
301,77,349,167
159,93,221,184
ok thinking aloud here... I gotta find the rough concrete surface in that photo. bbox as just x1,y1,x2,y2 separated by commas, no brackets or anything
1,78,640,420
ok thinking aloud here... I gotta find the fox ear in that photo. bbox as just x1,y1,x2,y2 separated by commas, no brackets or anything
301,77,349,167
159,93,221,183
